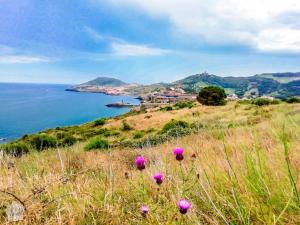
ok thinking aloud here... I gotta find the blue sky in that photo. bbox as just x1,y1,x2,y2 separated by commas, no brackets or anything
0,0,300,84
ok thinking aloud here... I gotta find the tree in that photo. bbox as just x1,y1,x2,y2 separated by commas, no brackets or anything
197,86,226,106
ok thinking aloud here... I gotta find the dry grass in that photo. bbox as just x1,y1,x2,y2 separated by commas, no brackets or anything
1,102,300,224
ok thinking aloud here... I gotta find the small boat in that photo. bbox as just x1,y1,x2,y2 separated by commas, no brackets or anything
106,101,139,108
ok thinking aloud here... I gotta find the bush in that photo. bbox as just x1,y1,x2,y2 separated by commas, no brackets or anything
160,106,173,111
197,86,226,106
161,119,189,133
60,135,77,147
133,131,145,139
174,101,195,109
56,132,66,139
251,98,280,106
121,120,133,131
84,138,110,151
30,134,57,151
284,97,300,104
1,142,29,157
94,118,106,126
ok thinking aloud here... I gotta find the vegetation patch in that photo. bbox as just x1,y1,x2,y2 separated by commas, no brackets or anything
197,86,226,106
251,98,280,106
30,134,58,151
133,131,145,139
84,138,110,151
93,118,107,126
1,142,30,157
161,119,189,133
284,97,300,104
121,120,133,131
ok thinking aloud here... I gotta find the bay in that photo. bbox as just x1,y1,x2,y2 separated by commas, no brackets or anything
0,83,139,142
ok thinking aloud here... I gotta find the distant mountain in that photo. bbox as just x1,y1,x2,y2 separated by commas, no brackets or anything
82,77,128,87
174,72,300,98
256,72,300,83
72,72,300,98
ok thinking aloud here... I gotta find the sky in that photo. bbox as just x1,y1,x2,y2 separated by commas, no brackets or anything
0,0,300,84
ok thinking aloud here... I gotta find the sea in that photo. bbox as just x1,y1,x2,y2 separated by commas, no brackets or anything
0,83,139,143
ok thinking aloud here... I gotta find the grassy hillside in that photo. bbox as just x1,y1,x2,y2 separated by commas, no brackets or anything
174,72,300,98
1,102,300,224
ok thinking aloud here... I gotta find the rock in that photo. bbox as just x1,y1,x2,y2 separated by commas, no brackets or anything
6,201,25,222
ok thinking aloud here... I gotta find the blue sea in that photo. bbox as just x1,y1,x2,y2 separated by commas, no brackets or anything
0,83,139,143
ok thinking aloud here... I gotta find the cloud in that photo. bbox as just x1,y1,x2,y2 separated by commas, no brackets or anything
0,45,50,64
0,55,49,64
111,42,170,56
84,26,105,41
85,26,170,56
108,0,300,53
255,28,300,53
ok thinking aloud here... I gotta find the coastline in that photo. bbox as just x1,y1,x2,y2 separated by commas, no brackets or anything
0,107,134,144
0,83,140,144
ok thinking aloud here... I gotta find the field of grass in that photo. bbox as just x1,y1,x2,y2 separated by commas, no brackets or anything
1,102,300,224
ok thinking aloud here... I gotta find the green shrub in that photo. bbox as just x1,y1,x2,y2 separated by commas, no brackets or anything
121,120,133,131
284,97,300,104
133,131,145,139
160,106,173,111
174,101,195,109
60,135,77,147
94,118,106,126
30,134,57,151
56,132,66,139
251,98,280,106
161,119,189,133
84,138,110,151
1,142,29,157
197,86,226,106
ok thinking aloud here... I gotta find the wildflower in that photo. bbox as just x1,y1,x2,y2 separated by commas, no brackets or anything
173,148,184,161
153,172,164,185
141,205,149,217
178,199,191,214
135,156,146,170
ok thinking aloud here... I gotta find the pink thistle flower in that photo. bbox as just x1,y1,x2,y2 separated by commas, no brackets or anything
135,156,146,170
141,205,149,217
178,199,191,214
153,172,164,185
173,148,184,161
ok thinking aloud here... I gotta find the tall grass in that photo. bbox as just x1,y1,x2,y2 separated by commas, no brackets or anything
0,103,300,224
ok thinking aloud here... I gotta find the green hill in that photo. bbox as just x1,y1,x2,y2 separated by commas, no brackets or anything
257,72,300,83
82,77,128,87
174,72,300,98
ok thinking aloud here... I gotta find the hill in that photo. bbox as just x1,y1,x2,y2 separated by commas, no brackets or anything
174,72,300,98
82,77,128,87
68,72,300,98
1,102,300,224
257,72,300,83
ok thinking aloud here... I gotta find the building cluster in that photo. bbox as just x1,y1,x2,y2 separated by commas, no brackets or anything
141,87,197,104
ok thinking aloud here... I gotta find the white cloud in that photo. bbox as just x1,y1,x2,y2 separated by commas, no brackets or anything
84,26,105,41
109,0,300,53
0,55,49,64
111,42,170,56
255,28,300,53
0,45,51,64
85,26,170,56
